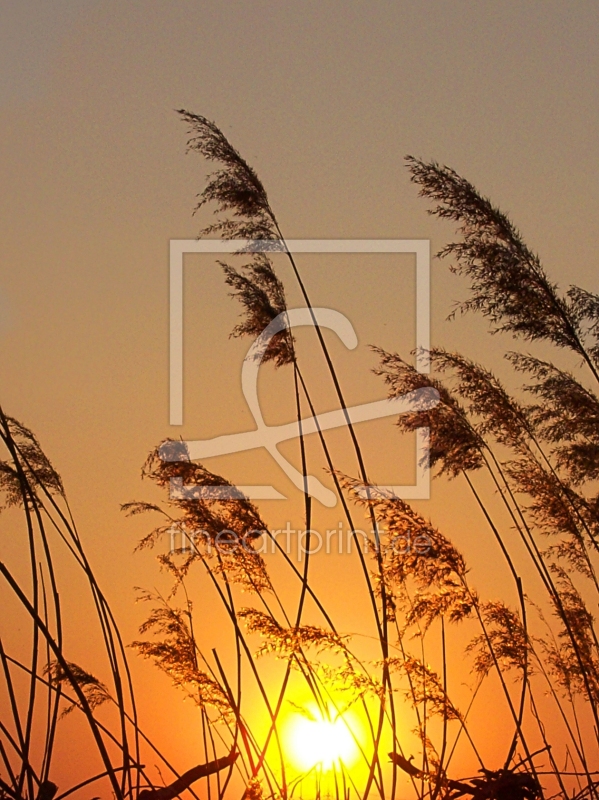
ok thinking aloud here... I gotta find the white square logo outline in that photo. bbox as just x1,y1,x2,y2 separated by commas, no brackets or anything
168,239,432,501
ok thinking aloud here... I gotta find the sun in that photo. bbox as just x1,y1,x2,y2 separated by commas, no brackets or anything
284,705,360,773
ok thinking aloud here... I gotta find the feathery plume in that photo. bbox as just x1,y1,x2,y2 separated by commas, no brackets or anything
178,110,277,241
132,591,232,718
238,608,348,659
373,348,484,477
45,661,112,718
0,416,64,507
406,157,590,362
387,655,461,720
466,601,530,678
220,254,294,366
339,473,475,630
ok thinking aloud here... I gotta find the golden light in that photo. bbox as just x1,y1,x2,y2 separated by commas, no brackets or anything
284,705,360,773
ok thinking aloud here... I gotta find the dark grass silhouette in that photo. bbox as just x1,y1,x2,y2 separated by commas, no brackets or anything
2,113,598,800
0,410,242,800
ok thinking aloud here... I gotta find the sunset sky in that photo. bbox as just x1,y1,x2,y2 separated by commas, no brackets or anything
1,1,599,795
